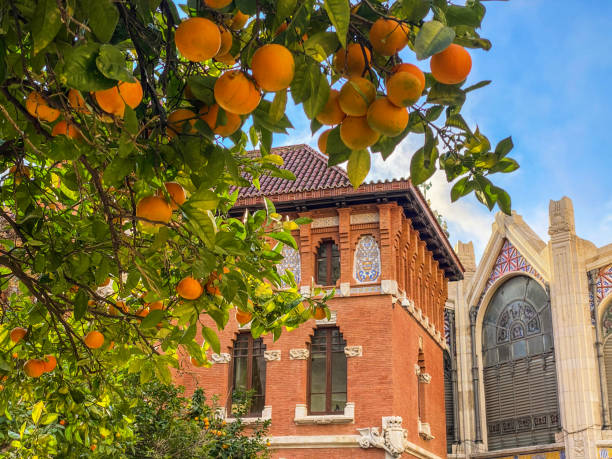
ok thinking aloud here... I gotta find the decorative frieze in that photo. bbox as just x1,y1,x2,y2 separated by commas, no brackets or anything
311,216,339,228
210,353,231,364
344,345,362,358
264,350,281,362
289,348,309,360
350,212,379,224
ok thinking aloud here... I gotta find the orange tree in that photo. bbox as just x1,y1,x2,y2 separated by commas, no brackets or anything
0,0,518,455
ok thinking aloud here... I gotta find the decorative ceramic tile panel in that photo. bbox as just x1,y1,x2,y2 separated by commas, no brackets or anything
596,265,612,302
478,239,544,306
277,245,301,287
311,216,339,228
444,309,451,348
353,235,381,283
350,213,379,224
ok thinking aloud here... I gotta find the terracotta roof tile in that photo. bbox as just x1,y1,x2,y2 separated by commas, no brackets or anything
239,144,350,198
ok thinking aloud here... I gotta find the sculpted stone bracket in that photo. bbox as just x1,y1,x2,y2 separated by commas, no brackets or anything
289,348,309,360
358,416,409,459
344,345,363,357
210,353,231,364
418,419,435,440
264,350,281,362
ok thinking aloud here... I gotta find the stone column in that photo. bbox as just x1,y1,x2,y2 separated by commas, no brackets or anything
548,197,602,458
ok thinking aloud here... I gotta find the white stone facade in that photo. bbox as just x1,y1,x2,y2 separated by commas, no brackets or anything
446,197,612,459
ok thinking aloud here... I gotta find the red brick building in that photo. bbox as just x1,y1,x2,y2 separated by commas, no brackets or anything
174,145,463,458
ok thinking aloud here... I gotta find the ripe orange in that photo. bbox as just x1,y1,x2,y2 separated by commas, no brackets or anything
25,91,60,122
51,120,81,139
333,43,371,77
68,89,88,112
9,165,30,185
217,26,233,56
206,271,222,296
99,277,111,287
338,77,376,117
109,301,127,316
204,0,231,8
430,43,472,85
42,355,57,373
118,80,143,109
367,97,409,137
59,419,66,426
313,307,326,320
9,327,27,343
214,70,261,115
148,301,164,311
391,63,425,91
228,10,249,30
215,52,237,66
177,277,203,300
136,307,150,318
84,330,105,349
386,71,423,107
369,18,409,56
274,22,288,36
94,86,125,117
315,89,346,126
166,109,197,139
136,196,173,225
157,182,186,210
199,104,242,137
251,44,295,92
23,359,45,378
236,309,253,325
340,116,380,150
318,128,332,155
190,356,203,367
175,17,221,62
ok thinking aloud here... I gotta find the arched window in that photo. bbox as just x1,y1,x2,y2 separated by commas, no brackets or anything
482,276,559,450
231,333,266,416
316,240,340,286
308,327,347,414
600,302,612,419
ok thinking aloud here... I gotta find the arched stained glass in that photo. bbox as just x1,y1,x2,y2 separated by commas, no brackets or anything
482,276,559,450
277,245,301,287
353,235,381,283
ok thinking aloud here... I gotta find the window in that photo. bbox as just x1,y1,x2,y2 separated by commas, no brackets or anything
482,276,559,450
316,240,340,286
309,327,347,414
231,333,266,416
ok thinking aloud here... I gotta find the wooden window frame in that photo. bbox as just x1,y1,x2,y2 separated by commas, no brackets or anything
228,333,266,417
307,327,347,415
316,240,340,286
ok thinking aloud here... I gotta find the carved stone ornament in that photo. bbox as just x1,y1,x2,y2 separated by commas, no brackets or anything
548,196,575,235
210,353,231,364
358,416,408,459
418,372,432,384
344,345,363,357
289,348,309,360
264,350,281,362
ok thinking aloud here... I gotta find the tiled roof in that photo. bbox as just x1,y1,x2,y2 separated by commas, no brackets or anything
239,144,350,197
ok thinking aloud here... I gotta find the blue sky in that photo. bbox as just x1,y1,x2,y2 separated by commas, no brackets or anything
275,0,612,260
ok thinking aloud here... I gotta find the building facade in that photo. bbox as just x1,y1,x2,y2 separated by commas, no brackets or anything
173,145,462,458
445,196,612,459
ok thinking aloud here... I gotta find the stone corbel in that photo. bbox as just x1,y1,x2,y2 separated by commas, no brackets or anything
210,353,231,364
264,350,281,362
418,419,435,440
344,345,363,357
289,348,309,360
418,372,432,384
358,416,408,458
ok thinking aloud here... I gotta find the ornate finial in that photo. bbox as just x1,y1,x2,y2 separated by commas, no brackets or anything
548,196,575,235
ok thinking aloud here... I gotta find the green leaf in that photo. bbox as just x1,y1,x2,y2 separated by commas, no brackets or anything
494,136,514,158
446,5,483,28
410,145,439,185
394,0,430,21
414,20,455,60
303,32,340,62
268,232,298,250
493,186,512,215
31,401,44,425
140,309,165,329
445,113,472,133
74,289,88,321
96,45,135,82
464,80,491,93
323,0,350,48
202,326,220,354
490,157,519,173
269,89,287,123
303,69,331,119
326,127,351,166
450,176,473,202
31,0,62,54
188,188,219,211
346,149,370,188
56,43,115,92
86,0,120,43
427,82,466,106
103,157,134,186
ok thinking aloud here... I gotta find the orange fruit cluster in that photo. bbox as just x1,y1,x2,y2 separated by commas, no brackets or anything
23,355,57,378
136,180,186,227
